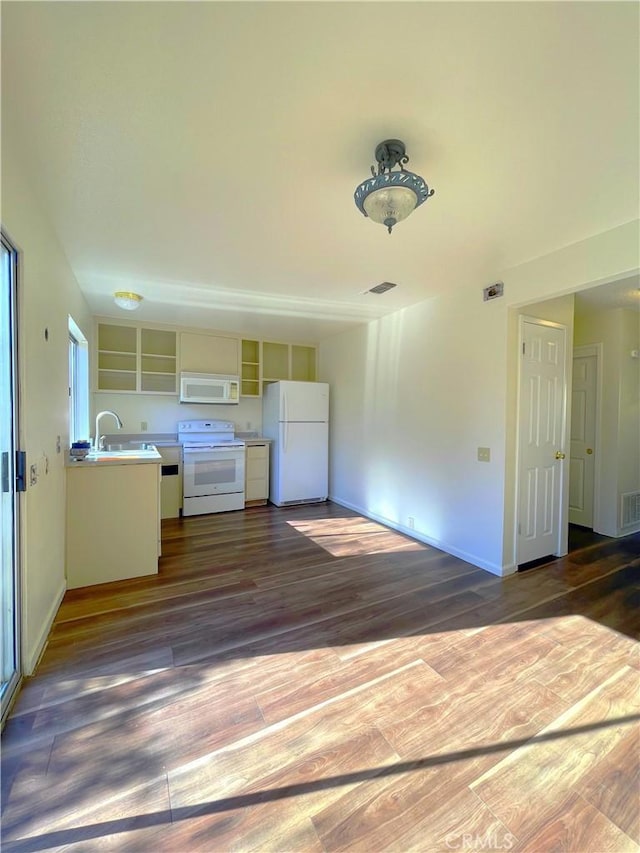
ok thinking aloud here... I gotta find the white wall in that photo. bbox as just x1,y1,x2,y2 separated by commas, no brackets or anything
321,285,509,575
2,129,93,672
574,305,640,536
320,220,639,575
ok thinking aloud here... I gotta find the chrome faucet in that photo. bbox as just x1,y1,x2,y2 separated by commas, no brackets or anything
94,410,123,451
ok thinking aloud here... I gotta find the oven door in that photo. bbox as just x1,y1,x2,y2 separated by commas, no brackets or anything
183,446,245,497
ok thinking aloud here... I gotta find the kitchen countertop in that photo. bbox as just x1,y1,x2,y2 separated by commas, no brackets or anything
65,447,162,467
97,432,272,449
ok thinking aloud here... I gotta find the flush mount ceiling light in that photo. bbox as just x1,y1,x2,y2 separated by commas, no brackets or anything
354,139,435,234
113,291,143,311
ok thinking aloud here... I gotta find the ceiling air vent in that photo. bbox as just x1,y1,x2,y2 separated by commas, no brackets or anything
367,281,397,295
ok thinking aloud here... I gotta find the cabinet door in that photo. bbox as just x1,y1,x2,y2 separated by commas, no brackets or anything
180,332,239,375
245,444,269,503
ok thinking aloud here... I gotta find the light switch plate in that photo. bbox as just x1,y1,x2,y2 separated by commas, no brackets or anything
477,447,491,463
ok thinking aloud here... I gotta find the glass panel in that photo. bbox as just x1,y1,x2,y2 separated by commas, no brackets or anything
194,459,237,487
69,316,89,441
1,233,20,724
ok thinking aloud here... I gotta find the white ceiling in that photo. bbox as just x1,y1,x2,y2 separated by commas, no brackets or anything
2,1,639,342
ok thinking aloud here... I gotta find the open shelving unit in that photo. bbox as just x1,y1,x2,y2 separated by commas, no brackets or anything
241,339,317,397
96,322,177,394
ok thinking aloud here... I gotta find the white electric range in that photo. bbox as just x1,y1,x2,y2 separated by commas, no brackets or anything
178,420,245,515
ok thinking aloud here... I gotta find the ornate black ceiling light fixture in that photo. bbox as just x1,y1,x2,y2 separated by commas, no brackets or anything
354,139,435,234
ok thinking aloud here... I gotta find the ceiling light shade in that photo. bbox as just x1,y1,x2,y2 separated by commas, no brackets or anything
113,291,143,310
354,139,434,234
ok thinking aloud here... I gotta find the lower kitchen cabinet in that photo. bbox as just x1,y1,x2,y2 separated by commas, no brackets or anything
66,461,161,589
159,446,182,519
245,442,269,506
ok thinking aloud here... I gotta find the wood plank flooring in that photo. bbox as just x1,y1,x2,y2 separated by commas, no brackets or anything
2,502,639,852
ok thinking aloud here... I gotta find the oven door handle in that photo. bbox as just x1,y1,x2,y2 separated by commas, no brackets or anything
183,446,242,454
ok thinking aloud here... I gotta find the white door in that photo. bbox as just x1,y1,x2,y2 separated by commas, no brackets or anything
280,381,329,423
517,318,567,565
274,421,328,505
569,351,597,528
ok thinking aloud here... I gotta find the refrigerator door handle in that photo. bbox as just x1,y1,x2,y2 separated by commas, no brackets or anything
282,391,288,452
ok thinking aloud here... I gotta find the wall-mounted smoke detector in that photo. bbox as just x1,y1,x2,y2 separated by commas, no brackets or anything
365,281,398,295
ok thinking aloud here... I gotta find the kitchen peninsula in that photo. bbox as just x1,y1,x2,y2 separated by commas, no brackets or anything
65,448,162,589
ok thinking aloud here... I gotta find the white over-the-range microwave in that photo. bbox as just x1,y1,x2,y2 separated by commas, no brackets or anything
179,372,240,405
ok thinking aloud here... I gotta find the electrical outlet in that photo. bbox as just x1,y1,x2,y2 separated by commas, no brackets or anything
477,447,491,463
30,464,38,486
141,421,148,432
408,516,415,529
56,435,61,454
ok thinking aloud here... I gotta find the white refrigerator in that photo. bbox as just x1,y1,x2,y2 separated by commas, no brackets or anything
262,380,329,506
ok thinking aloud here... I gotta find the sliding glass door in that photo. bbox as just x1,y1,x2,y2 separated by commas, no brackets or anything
1,231,21,726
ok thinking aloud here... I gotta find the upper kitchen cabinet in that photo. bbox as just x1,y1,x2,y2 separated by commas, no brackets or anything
291,345,317,382
241,339,260,397
241,339,317,396
96,321,177,394
179,332,239,376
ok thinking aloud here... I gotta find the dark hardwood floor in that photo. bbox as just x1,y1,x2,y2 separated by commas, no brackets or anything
2,502,639,852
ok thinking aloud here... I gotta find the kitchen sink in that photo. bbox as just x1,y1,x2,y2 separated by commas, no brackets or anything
83,443,159,461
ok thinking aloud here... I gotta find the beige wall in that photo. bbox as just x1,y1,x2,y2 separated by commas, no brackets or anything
2,129,93,672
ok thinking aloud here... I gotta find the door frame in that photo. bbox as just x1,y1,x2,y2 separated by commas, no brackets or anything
1,228,23,727
514,315,570,566
571,343,603,532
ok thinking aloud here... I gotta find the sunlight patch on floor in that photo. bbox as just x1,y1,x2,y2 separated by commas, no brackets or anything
286,516,427,557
